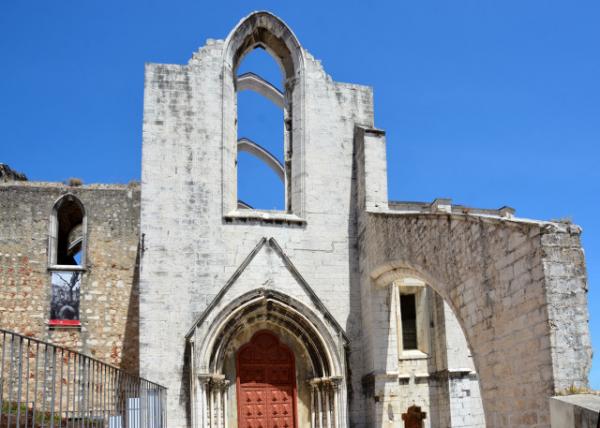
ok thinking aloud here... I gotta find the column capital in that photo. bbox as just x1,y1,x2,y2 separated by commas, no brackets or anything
197,373,212,385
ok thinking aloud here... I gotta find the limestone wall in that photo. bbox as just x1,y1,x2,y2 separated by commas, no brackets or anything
0,182,140,372
358,210,591,427
1,12,593,428
542,230,593,392
139,15,374,426
354,120,591,426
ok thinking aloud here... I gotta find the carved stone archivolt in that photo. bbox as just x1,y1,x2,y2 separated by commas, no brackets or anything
188,289,348,427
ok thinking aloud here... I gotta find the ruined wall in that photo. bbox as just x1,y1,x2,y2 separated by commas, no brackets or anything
1,11,593,428
542,229,592,392
353,117,591,427
0,164,27,182
139,13,374,427
0,182,141,372
359,211,591,427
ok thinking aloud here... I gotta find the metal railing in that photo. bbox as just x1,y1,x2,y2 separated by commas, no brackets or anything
0,329,166,427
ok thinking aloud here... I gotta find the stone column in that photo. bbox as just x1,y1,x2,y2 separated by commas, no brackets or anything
324,381,331,428
214,378,230,428
208,375,229,428
196,375,211,428
310,377,344,428
331,377,342,428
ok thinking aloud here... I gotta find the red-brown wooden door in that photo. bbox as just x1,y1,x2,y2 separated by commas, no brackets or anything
237,331,297,428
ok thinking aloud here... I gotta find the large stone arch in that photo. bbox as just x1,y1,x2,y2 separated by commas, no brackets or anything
221,11,306,216
359,211,592,427
188,288,347,428
369,261,487,426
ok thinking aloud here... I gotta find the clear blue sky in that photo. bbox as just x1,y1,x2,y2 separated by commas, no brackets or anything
1,1,599,388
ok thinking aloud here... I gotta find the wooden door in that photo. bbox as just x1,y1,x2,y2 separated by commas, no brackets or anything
402,405,426,428
237,331,297,428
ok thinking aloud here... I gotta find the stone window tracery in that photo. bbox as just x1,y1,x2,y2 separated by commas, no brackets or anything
235,49,286,211
222,12,306,220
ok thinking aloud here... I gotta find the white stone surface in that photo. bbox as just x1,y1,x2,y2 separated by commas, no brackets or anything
137,10,592,428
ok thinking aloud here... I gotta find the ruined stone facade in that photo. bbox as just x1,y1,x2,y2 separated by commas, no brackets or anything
0,11,593,428
0,182,140,372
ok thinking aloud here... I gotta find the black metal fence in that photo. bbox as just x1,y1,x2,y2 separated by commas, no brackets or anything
0,329,166,428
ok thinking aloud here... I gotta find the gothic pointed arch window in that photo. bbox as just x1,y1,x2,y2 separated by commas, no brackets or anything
222,12,305,220
236,48,285,210
48,194,87,268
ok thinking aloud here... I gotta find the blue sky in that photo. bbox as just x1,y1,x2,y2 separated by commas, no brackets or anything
1,1,599,388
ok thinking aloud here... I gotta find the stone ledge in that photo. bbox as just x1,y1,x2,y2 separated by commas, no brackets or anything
223,210,306,226
399,350,429,360
383,199,579,232
0,181,139,190
389,198,515,218
550,394,600,428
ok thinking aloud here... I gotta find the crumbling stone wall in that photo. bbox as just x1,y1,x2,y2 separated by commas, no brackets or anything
0,181,141,373
0,164,27,182
542,228,592,393
353,115,591,427
1,11,590,428
359,212,591,427
139,13,375,427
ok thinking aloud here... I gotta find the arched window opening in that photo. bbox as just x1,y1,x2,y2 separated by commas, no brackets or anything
48,194,86,327
235,47,287,211
223,12,305,217
49,195,86,267
56,200,83,265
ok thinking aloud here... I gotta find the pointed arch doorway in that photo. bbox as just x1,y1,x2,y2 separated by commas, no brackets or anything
236,330,298,428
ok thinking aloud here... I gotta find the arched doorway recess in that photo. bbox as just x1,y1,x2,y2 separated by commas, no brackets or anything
188,288,348,428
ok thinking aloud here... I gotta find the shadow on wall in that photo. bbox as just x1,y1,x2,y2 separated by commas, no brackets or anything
121,244,141,375
181,340,192,426
346,131,361,425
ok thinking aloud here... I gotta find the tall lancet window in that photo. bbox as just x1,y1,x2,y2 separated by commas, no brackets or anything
235,47,286,211
49,194,86,267
222,12,305,219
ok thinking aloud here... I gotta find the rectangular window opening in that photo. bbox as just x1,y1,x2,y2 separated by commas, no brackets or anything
401,293,418,350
